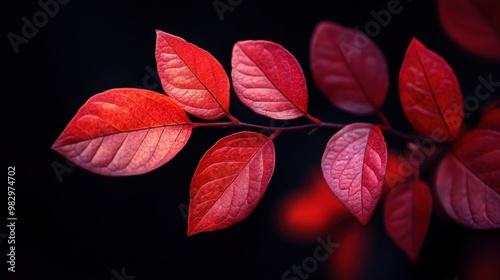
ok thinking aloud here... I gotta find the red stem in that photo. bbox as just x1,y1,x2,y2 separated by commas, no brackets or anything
192,120,420,142
305,113,322,124
269,130,281,140
192,121,344,131
226,114,239,123
376,110,391,128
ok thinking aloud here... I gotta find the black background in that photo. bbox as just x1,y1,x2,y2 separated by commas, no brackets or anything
3,0,500,279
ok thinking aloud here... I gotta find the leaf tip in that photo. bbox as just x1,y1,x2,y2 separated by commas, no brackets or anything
411,36,424,45
315,20,336,30
50,140,57,151
410,255,418,264
50,135,65,154
186,221,199,236
186,229,196,237
408,37,425,52
155,29,166,38
356,215,371,227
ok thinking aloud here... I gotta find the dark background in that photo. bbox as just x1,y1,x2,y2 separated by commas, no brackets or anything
3,0,500,279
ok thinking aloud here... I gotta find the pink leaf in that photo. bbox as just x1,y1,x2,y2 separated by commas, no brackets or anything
384,179,432,263
321,123,387,225
310,21,389,115
188,132,275,235
435,129,500,229
231,40,308,120
156,30,230,120
51,88,192,176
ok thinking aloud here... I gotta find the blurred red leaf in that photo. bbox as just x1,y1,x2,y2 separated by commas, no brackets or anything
156,30,230,120
329,223,370,280
462,240,500,280
275,166,349,241
310,21,389,115
399,38,464,142
384,179,432,263
383,143,439,196
322,123,387,225
51,88,192,176
231,40,309,120
477,105,500,132
383,149,410,195
435,129,500,229
188,132,275,235
437,0,500,60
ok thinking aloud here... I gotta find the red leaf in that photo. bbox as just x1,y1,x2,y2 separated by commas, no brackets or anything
383,145,431,196
453,129,500,193
188,132,275,235
438,0,500,60
310,21,389,115
155,30,230,120
329,223,370,280
51,88,192,176
321,123,387,225
399,38,464,142
383,149,409,195
384,179,432,263
477,105,500,132
462,240,500,280
231,40,308,120
435,129,500,229
275,166,349,241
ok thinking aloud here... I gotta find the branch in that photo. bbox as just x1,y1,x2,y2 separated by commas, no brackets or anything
192,119,425,143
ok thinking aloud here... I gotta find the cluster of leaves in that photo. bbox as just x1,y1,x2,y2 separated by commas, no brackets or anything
52,16,499,264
